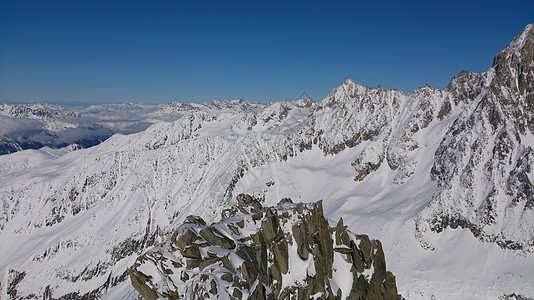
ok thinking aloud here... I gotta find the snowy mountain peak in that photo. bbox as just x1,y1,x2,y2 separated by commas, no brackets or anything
488,24,534,135
492,23,534,73
292,97,316,108
418,24,534,254
319,79,387,109
338,78,371,95
494,24,534,61
229,98,247,104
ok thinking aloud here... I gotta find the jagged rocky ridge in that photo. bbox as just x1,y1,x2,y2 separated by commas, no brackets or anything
130,195,401,300
0,25,533,299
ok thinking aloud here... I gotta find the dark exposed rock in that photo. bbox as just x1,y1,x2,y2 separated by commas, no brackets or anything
7,270,26,299
173,228,200,250
185,215,206,226
292,222,310,260
199,227,236,249
129,267,159,300
261,214,281,243
272,238,289,274
500,293,534,300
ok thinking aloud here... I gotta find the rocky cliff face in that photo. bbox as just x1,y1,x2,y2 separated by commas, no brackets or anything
130,195,401,300
416,24,534,250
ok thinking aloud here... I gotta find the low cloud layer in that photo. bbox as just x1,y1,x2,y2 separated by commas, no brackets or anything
0,115,114,150
0,101,203,154
0,116,46,137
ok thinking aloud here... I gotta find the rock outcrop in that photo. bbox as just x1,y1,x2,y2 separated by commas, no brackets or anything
130,194,402,299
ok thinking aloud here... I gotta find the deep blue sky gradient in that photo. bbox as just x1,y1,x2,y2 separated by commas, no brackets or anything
1,1,533,104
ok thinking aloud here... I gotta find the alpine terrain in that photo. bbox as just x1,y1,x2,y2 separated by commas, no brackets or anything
0,24,533,299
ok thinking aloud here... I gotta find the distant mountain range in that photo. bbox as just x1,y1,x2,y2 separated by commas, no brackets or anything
0,100,266,155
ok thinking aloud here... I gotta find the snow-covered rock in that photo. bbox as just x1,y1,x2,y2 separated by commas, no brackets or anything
130,195,401,300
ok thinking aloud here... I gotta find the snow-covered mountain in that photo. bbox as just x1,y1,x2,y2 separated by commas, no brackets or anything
417,24,534,251
1,24,533,299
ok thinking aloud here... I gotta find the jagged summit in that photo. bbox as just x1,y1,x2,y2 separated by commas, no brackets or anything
335,79,377,96
330,24,533,108
488,23,534,134
417,24,534,252
292,97,315,108
319,79,401,110
493,23,534,68
491,23,534,81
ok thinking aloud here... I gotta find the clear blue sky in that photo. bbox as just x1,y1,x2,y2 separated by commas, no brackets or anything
1,1,533,104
